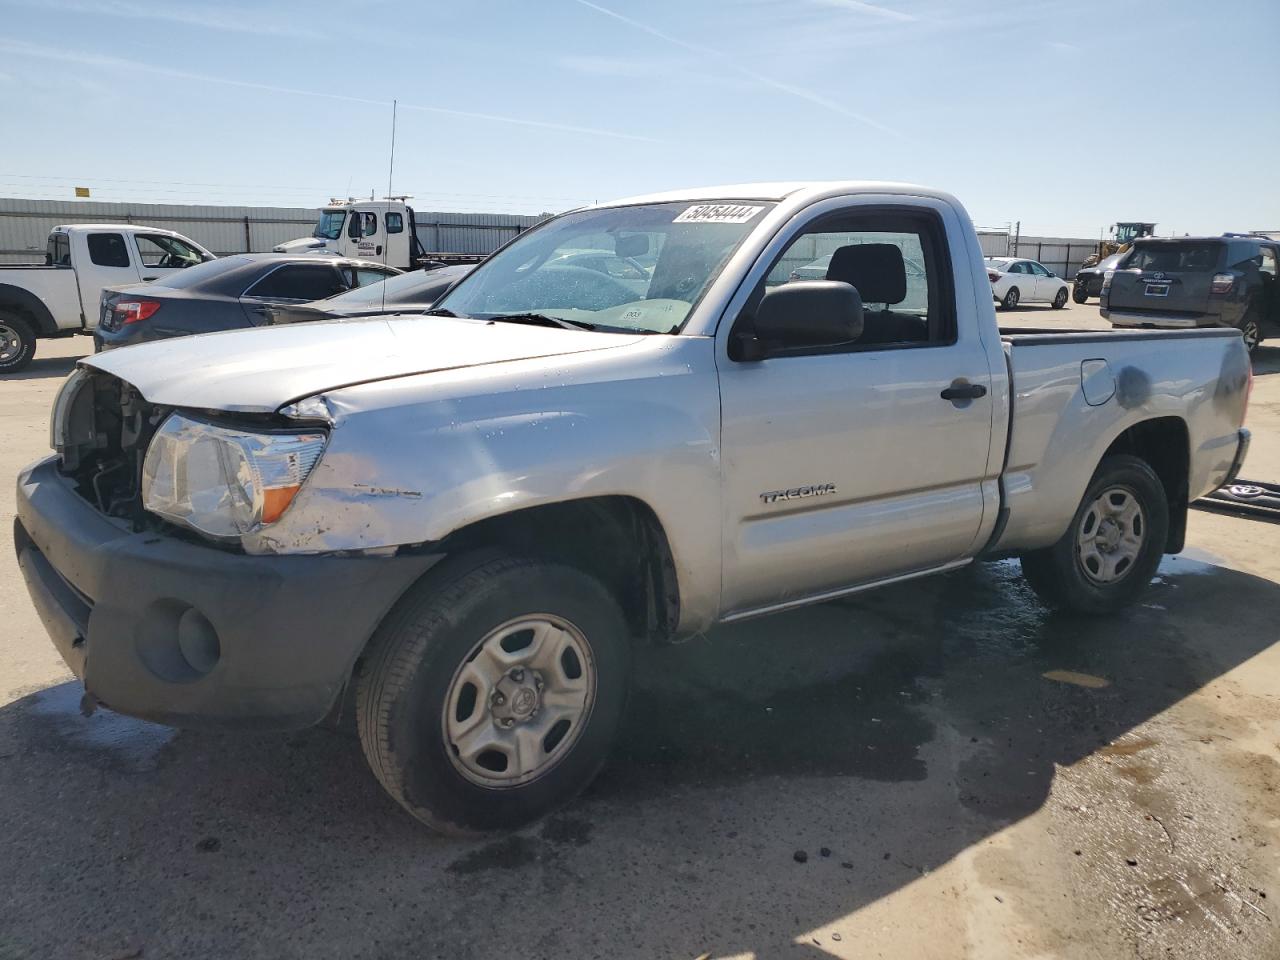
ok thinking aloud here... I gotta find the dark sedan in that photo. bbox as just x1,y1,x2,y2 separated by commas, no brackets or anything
265,263,472,325
1072,252,1123,303
95,254,401,350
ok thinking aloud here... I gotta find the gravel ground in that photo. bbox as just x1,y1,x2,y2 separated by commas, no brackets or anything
1,302,1277,960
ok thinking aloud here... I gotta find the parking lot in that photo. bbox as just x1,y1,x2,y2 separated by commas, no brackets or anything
1,300,1278,960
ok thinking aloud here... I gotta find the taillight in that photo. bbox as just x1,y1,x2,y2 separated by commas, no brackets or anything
114,299,162,324
1210,273,1234,295
987,270,1000,284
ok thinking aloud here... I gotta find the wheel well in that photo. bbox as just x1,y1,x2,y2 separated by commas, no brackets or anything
1102,417,1189,553
0,284,59,337
437,497,680,642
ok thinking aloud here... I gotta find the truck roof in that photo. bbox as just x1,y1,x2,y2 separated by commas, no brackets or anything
49,223,190,236
597,180,958,209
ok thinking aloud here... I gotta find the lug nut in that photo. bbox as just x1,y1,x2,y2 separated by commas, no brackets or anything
511,668,524,682
493,693,506,705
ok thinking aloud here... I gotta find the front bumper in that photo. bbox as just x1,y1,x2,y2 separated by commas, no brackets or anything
15,457,442,729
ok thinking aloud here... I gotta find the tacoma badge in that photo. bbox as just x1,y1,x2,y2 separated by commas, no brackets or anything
760,484,837,504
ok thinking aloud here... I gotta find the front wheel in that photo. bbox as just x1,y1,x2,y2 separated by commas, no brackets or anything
356,552,630,835
0,313,37,374
1052,287,1069,309
1001,287,1020,310
1072,284,1089,304
1019,455,1168,615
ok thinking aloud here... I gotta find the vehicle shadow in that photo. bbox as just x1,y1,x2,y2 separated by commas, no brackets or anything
3,351,86,382
1250,344,1280,376
1,555,1277,958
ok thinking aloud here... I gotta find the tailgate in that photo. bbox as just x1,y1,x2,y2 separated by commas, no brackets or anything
1107,241,1221,316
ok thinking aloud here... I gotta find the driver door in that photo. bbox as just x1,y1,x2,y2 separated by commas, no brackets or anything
716,202,997,617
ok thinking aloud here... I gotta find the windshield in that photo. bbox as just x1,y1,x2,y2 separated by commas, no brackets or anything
314,210,346,240
327,265,470,306
435,200,775,334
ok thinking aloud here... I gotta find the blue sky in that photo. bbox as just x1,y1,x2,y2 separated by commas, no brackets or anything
1,0,1277,237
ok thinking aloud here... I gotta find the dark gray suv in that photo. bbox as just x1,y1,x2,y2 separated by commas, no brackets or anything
1101,235,1278,353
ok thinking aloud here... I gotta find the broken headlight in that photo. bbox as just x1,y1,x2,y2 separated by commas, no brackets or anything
141,413,326,540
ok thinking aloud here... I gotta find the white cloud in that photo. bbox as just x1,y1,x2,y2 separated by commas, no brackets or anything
0,0,323,39
811,0,917,23
572,0,896,134
0,39,663,143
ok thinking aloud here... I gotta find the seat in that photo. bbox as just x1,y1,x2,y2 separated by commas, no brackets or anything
824,243,927,344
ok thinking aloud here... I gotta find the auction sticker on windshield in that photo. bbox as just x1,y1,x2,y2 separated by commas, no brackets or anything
673,204,765,224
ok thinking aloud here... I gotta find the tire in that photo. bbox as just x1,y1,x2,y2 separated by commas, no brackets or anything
1072,284,1089,304
1019,454,1168,615
1052,287,1069,309
1001,287,1020,310
356,552,631,835
0,313,37,374
1238,311,1262,355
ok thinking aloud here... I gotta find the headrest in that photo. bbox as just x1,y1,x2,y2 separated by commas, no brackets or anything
825,243,907,305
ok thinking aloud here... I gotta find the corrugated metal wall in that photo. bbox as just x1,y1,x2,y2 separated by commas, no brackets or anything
0,198,549,262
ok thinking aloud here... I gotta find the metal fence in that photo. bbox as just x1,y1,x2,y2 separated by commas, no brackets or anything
0,198,549,263
976,229,1099,278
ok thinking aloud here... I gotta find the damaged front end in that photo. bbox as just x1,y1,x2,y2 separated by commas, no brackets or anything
50,368,171,528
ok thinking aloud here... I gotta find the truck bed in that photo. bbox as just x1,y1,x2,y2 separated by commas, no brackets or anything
993,324,1248,556
999,325,1240,344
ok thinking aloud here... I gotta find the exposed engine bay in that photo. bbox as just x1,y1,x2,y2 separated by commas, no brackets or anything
54,371,169,525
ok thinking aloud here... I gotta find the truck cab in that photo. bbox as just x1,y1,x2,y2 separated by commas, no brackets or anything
274,198,426,270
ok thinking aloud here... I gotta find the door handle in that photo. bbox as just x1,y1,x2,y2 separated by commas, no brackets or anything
940,381,987,401
142,275,157,281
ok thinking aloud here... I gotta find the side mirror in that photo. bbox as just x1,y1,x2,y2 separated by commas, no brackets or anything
731,281,863,361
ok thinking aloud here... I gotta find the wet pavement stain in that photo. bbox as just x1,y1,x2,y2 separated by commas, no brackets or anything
22,681,175,774
447,835,545,875
540,815,593,847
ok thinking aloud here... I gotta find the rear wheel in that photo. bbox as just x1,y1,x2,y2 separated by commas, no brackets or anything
1020,455,1168,614
356,552,630,835
1052,287,1069,309
0,313,36,374
1001,287,1020,310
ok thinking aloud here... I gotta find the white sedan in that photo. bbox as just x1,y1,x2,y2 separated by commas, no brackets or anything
985,257,1070,310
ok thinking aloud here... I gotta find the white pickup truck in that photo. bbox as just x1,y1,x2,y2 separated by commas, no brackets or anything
17,181,1252,835
0,224,214,372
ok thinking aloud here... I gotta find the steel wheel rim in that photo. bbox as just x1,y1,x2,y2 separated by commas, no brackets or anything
442,615,597,788
0,323,22,363
1076,485,1145,584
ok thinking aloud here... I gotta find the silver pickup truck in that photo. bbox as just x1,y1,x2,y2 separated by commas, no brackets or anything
15,181,1252,834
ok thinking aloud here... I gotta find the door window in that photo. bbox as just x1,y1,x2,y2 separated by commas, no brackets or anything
1008,262,1027,274
135,234,205,268
1028,262,1050,277
340,266,398,288
386,212,404,234
755,210,953,348
87,233,130,268
360,213,378,237
244,264,345,300
1258,247,1276,278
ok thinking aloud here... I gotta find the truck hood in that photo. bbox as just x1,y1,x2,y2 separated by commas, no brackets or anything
271,237,336,254
82,314,644,412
